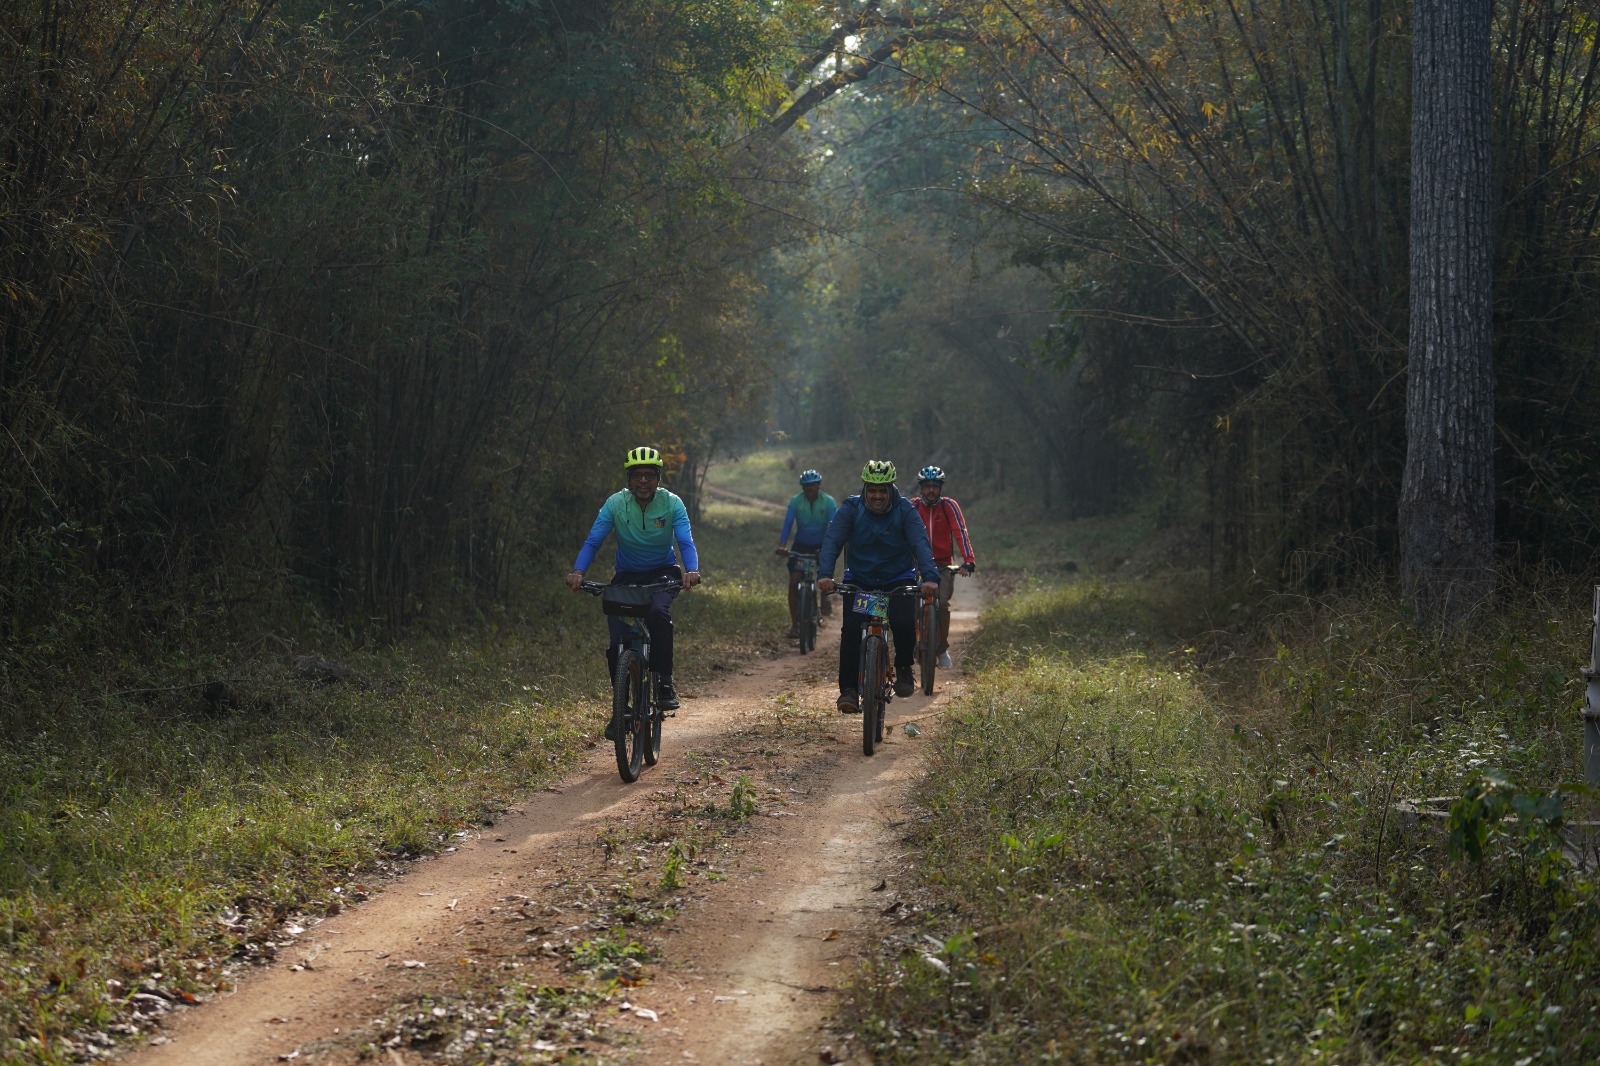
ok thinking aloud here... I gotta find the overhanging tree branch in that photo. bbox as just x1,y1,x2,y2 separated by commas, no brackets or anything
765,25,973,139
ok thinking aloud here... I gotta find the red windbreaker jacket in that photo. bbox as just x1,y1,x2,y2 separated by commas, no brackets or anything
913,496,976,568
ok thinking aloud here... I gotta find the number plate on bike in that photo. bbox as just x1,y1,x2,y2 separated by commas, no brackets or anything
852,592,889,619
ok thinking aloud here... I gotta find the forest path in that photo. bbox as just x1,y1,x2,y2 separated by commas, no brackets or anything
117,581,988,1066
700,482,789,516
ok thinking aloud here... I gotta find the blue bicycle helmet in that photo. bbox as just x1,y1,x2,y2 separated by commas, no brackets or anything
917,465,946,484
798,469,822,485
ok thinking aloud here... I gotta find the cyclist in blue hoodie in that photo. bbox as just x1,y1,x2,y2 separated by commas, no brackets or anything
816,460,940,713
566,446,702,719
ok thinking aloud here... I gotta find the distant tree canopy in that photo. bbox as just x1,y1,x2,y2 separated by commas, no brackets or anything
0,0,810,640
6,0,1600,656
964,0,1600,583
773,0,1600,591
761,88,1144,516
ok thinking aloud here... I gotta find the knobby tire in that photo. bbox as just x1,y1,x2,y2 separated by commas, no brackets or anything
861,634,883,756
799,585,817,654
613,648,647,782
642,662,661,767
646,707,663,766
877,654,887,744
919,596,937,695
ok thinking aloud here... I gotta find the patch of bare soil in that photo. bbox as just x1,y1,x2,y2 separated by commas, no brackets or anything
700,484,788,516
115,583,989,1066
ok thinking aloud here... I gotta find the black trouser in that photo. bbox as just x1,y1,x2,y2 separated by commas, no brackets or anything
838,587,915,693
606,566,681,678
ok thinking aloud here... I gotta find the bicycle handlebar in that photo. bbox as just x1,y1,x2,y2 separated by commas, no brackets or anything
578,579,683,596
829,582,922,598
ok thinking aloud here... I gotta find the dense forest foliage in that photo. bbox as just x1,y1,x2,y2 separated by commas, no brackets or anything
2,0,802,644
5,0,1600,660
786,0,1600,589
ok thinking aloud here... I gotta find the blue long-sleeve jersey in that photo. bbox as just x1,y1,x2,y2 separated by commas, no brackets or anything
818,487,938,587
779,490,838,546
574,487,699,574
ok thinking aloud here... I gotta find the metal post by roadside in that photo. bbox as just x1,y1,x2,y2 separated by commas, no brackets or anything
1583,586,1600,785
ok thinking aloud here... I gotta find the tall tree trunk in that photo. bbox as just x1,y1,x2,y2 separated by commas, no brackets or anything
1401,0,1495,629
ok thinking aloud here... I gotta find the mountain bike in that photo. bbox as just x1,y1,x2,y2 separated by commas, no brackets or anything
915,565,964,695
835,582,919,756
786,550,821,654
580,578,680,782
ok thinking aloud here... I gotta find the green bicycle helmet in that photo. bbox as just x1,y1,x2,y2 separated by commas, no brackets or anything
860,459,897,485
624,445,662,470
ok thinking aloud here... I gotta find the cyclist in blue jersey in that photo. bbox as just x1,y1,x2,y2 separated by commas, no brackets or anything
816,460,940,713
566,446,702,724
773,468,838,636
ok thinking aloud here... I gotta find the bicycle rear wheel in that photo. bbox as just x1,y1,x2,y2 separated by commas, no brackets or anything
643,668,662,766
613,648,647,782
799,585,817,654
918,596,937,695
861,634,884,756
876,656,887,744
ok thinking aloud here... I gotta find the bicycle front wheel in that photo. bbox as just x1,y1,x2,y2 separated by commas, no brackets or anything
861,634,884,756
799,585,817,654
919,596,937,695
613,648,647,782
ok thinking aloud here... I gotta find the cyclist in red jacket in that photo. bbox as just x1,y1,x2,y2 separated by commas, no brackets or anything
911,465,976,668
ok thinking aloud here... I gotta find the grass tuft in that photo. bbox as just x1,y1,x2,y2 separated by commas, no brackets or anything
0,507,794,1063
850,574,1600,1063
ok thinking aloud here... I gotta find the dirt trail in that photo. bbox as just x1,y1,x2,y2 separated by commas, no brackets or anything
700,483,788,516
117,584,987,1066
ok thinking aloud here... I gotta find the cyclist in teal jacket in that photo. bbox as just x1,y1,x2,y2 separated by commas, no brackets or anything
566,446,702,718
816,460,939,713
773,468,838,635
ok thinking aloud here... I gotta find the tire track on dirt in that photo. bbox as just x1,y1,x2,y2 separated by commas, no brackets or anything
116,586,987,1066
